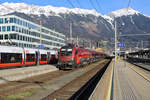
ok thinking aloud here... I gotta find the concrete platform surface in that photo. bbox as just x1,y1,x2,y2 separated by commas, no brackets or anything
89,59,113,100
0,65,58,84
89,59,150,100
113,60,150,100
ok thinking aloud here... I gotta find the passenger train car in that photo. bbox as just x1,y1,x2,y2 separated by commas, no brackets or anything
0,45,58,68
57,44,108,70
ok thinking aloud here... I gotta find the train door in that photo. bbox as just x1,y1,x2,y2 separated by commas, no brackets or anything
23,49,25,65
35,51,39,65
47,52,50,64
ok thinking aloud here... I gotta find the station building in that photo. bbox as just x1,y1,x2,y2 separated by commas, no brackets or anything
0,15,66,50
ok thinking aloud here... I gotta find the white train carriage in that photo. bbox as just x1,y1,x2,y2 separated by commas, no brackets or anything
0,46,24,67
0,45,59,68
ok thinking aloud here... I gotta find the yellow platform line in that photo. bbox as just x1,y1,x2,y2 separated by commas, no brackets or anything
106,61,114,100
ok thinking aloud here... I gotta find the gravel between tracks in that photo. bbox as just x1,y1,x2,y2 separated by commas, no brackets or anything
0,59,108,100
43,60,110,100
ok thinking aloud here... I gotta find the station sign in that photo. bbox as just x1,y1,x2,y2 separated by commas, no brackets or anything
38,45,44,49
118,42,125,47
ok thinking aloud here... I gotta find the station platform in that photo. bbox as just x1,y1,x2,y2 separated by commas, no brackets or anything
0,65,58,84
90,59,150,100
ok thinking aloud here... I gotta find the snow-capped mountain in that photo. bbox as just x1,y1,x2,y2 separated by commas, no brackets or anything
0,2,113,41
108,8,140,18
1,2,150,46
0,2,100,16
107,8,150,45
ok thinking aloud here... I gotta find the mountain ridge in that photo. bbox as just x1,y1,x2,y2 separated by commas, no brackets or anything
1,2,150,48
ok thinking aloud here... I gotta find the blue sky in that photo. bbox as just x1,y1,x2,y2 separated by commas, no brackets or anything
0,0,150,15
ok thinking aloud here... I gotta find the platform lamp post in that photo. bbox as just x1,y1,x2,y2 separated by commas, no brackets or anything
40,20,42,45
115,21,118,63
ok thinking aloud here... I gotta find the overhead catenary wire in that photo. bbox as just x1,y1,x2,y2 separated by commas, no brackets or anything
95,0,103,14
88,0,106,48
66,0,75,44
75,0,101,48
66,0,96,47
127,0,131,10
66,0,76,8
89,0,99,12
76,0,82,9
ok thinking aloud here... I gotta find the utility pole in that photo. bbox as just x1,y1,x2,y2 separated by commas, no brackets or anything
40,20,42,45
77,36,79,46
141,40,143,49
70,22,72,44
90,40,92,49
115,21,118,63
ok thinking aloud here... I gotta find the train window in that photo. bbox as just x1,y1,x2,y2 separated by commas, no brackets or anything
1,53,22,63
75,50,78,55
60,49,72,56
66,49,72,56
26,54,35,62
41,54,47,61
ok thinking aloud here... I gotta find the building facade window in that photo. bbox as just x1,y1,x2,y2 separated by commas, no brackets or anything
16,19,19,24
7,26,10,31
10,18,14,23
2,26,6,32
12,26,15,31
19,27,21,32
20,35,22,40
10,34,17,39
0,18,3,24
0,16,65,49
4,34,8,39
16,26,19,32
14,18,16,23
23,36,25,41
0,35,3,40
5,18,8,23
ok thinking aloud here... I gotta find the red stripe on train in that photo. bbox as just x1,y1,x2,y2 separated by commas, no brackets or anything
25,62,36,65
40,61,48,64
0,63,23,67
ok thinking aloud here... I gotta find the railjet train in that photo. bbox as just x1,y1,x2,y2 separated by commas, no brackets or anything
0,45,58,68
57,44,108,70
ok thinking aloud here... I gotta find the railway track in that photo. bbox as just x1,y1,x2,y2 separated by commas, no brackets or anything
42,59,111,100
0,69,74,98
129,62,150,71
0,59,110,100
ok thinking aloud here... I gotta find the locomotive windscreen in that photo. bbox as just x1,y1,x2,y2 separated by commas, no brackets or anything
60,45,73,56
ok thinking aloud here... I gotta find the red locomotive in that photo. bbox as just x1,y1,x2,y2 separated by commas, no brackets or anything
57,44,107,70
